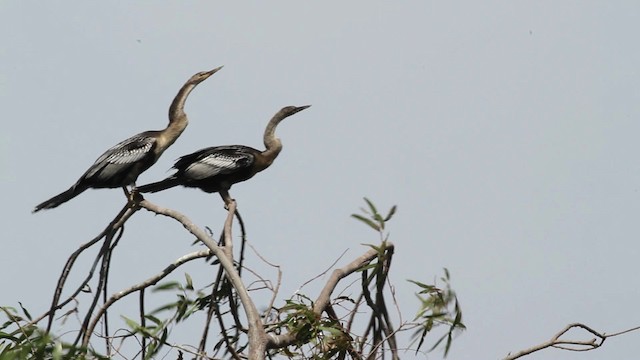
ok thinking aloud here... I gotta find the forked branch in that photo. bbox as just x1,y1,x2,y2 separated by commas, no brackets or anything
81,250,212,349
266,243,395,350
504,323,640,360
140,199,268,360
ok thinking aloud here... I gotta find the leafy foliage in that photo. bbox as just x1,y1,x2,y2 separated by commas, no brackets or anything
0,306,104,360
410,269,465,357
3,197,464,359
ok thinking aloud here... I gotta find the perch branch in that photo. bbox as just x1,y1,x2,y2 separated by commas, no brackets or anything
140,199,267,360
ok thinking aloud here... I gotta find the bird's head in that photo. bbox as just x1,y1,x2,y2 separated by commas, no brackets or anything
263,105,311,149
279,105,311,119
188,65,224,85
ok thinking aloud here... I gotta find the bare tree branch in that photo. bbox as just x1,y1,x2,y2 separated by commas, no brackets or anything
266,243,395,349
45,203,135,332
504,323,640,360
82,250,212,348
140,199,268,360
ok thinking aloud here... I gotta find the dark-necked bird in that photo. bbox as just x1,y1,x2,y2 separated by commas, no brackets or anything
33,66,223,212
136,105,310,204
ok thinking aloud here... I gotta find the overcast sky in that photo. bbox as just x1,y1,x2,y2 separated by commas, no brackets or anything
2,2,640,359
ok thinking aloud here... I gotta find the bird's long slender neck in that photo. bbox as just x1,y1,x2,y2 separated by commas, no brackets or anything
261,116,284,164
156,79,202,152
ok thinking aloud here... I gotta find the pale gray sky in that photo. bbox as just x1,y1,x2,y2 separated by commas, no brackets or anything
2,2,640,359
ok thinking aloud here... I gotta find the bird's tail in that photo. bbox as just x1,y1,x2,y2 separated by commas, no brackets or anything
33,184,88,213
136,177,181,193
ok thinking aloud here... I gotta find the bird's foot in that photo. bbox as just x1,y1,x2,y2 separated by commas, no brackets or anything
123,186,143,207
223,198,237,211
130,187,143,203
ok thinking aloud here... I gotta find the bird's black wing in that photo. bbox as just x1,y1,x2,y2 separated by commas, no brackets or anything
83,133,157,183
175,146,256,180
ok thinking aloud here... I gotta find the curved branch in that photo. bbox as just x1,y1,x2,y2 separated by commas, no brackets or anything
82,250,212,348
140,199,267,360
267,243,395,349
45,203,136,333
503,323,640,360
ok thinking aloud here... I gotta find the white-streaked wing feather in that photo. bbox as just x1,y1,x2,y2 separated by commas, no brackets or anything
85,135,155,179
94,135,155,164
104,141,154,164
184,152,252,180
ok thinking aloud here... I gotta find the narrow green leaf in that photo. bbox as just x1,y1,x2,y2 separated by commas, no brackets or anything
363,197,378,215
384,205,397,221
52,341,62,360
408,279,435,291
184,273,194,291
122,316,140,331
319,326,343,337
414,327,428,353
355,263,377,272
429,333,447,353
153,282,182,292
17,303,31,321
444,332,453,357
144,315,162,326
362,242,381,252
351,214,380,231
373,213,385,229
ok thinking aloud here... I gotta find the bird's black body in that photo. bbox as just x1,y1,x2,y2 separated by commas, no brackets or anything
81,133,160,188
137,105,310,203
33,66,223,212
33,133,160,212
137,145,262,194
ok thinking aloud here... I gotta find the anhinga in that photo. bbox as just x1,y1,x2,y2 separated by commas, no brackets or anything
136,105,310,204
33,66,223,212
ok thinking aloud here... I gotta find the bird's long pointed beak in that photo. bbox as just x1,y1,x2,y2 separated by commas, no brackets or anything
208,65,224,75
294,105,311,113
190,65,224,84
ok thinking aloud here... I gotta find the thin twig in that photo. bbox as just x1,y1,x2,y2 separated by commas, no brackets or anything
77,229,117,346
46,203,132,332
298,249,350,291
234,209,247,278
503,322,640,360
82,250,212,349
247,243,282,319
140,289,146,360
267,243,395,349
140,199,267,360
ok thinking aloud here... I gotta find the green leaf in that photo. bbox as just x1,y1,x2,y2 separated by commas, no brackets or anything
17,303,31,321
144,315,162,326
444,332,453,357
319,326,343,337
414,327,428,353
52,341,62,360
363,197,378,215
384,205,397,221
408,279,435,290
351,214,380,231
184,273,194,291
153,281,182,292
373,213,385,229
356,263,377,273
122,316,140,331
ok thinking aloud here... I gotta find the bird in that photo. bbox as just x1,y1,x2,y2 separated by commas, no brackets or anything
136,105,311,204
33,66,223,212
